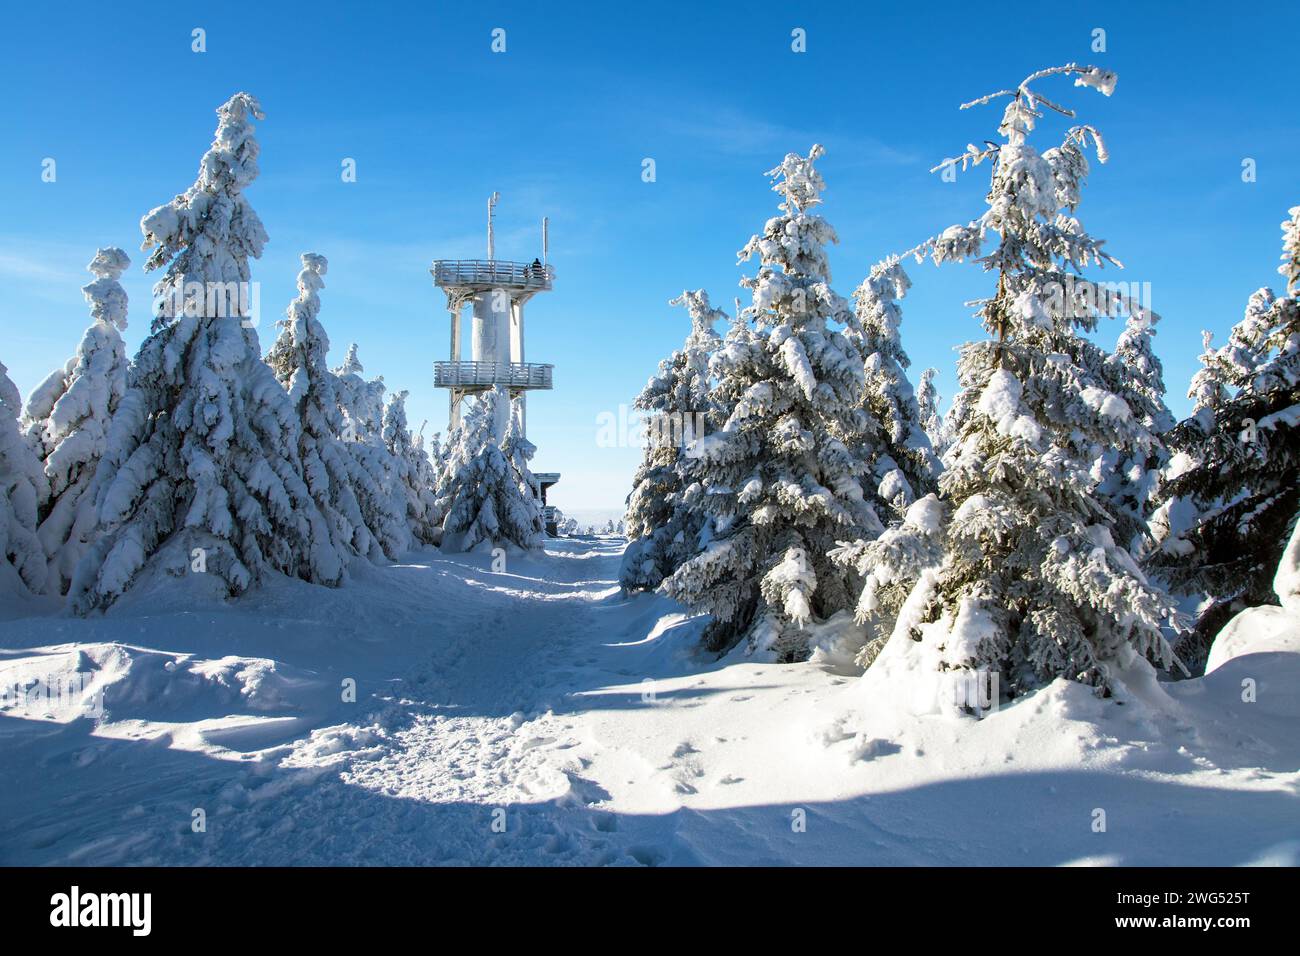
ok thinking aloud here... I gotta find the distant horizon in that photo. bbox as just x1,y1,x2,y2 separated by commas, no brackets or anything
3,0,1298,514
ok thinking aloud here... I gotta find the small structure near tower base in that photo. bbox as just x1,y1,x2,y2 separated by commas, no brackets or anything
431,196,560,532
535,472,561,536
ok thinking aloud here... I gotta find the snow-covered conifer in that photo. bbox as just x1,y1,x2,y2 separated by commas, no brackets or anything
382,390,442,547
815,256,945,664
1,361,48,595
620,289,723,592
21,248,132,593
332,345,410,558
70,93,345,613
1280,205,1300,295
440,386,542,552
916,367,946,456
850,256,940,516
1095,307,1174,556
500,398,545,534
830,493,945,667
661,146,882,658
891,66,1179,694
333,345,388,446
1149,206,1300,669
1186,331,1233,427
419,425,443,479
265,252,379,565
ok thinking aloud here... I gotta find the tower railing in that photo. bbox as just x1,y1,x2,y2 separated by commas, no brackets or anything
431,259,554,290
434,360,554,389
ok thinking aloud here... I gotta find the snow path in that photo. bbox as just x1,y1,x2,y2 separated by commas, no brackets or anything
1,538,1298,866
1,539,709,865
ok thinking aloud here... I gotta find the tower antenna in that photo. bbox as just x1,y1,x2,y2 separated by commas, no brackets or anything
542,216,549,265
487,191,500,261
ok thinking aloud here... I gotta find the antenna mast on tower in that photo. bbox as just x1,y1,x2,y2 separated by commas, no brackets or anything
487,191,500,261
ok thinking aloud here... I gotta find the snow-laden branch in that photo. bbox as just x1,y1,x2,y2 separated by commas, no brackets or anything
959,63,1117,114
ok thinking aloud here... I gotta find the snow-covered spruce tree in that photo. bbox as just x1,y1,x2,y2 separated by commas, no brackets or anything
21,248,132,593
415,421,450,517
620,289,724,592
850,256,941,517
830,493,946,667
382,390,442,547
662,145,883,659
418,424,443,482
69,93,346,613
1095,308,1175,557
264,252,381,564
501,399,545,531
1146,318,1263,578
1,361,48,596
334,343,389,439
885,65,1180,695
331,344,411,558
916,367,947,456
440,386,543,552
821,257,944,662
1148,206,1300,669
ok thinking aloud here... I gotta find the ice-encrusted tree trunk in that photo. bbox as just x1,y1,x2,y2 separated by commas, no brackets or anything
1,361,48,596
332,345,410,558
21,248,132,593
264,252,376,564
382,390,442,547
662,145,881,659
888,65,1179,695
1148,205,1300,670
440,386,543,552
70,93,345,613
620,289,724,592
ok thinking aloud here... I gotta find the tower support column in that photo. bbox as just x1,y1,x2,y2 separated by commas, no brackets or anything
512,298,527,437
448,304,462,430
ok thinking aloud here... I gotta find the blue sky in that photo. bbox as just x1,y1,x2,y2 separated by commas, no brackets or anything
2,1,1297,516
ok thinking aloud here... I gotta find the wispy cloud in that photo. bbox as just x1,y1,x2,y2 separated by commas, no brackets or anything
653,102,920,167
0,249,82,286
0,239,106,313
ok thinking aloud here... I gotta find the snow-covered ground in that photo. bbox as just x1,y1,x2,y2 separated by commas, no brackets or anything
1,538,1296,866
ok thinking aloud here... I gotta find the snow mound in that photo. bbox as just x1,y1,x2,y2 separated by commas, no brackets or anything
1206,605,1300,674
0,642,332,753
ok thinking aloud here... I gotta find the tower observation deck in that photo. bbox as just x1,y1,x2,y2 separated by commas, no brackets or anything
431,257,554,423
431,196,560,531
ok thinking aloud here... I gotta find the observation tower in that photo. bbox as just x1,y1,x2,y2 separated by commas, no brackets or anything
431,194,560,530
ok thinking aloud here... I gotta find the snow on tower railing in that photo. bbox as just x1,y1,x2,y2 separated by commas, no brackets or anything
431,259,554,290
433,360,553,389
